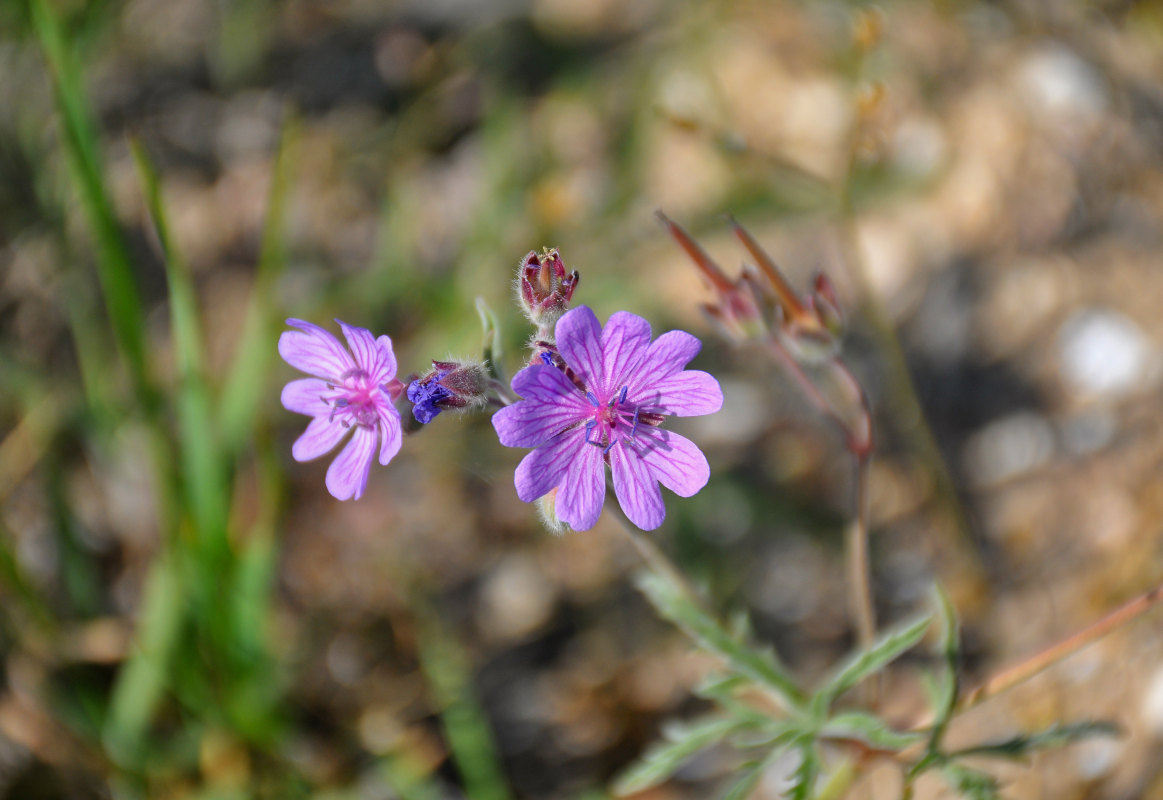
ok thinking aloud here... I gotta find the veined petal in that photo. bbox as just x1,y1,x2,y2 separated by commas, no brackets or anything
640,370,723,416
630,427,710,497
495,365,590,447
280,319,355,381
374,335,398,384
511,363,588,404
493,401,586,448
292,416,349,462
282,378,331,417
377,406,403,466
629,330,701,396
555,438,605,531
555,306,605,391
339,320,380,376
600,311,652,394
514,428,582,502
326,426,378,501
611,443,665,530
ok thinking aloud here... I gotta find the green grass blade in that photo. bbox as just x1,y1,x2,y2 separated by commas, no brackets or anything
218,113,298,452
817,614,931,705
104,551,187,767
131,142,228,558
30,0,153,402
635,570,805,710
414,605,512,800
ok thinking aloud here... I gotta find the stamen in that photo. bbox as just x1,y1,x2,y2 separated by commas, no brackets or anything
618,386,628,405
603,439,615,454
584,420,597,444
585,391,600,407
540,352,553,366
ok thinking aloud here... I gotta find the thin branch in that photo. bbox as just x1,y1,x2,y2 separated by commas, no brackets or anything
957,581,1163,712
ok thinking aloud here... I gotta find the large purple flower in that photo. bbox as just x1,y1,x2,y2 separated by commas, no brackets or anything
279,319,403,501
493,306,723,531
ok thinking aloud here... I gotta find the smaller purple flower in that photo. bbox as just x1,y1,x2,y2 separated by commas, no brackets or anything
492,306,724,531
279,319,404,501
408,375,453,424
407,360,491,424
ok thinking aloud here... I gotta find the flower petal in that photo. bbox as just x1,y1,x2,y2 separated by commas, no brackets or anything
326,425,378,501
338,320,380,375
279,319,355,381
282,378,331,417
555,437,605,531
629,330,701,397
377,406,403,466
611,443,665,530
600,311,652,394
630,427,710,497
494,365,590,447
374,335,398,384
555,306,605,392
514,428,582,502
292,416,349,462
640,370,723,416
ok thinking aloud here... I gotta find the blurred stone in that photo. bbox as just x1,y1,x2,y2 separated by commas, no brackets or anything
963,412,1055,487
476,553,558,643
1058,310,1153,400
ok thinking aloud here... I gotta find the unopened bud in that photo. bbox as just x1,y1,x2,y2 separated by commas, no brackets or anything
406,359,489,424
516,248,579,329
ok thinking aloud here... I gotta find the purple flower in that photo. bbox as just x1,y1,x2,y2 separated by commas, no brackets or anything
279,319,404,501
492,306,723,531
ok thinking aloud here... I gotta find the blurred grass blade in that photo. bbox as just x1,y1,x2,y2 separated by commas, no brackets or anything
104,551,186,767
635,571,805,710
132,142,228,557
817,614,930,704
819,712,922,751
219,112,298,451
613,716,741,796
30,0,153,402
414,604,512,800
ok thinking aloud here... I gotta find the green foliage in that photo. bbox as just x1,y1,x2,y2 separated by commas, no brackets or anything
623,567,931,798
816,614,931,705
905,586,1119,799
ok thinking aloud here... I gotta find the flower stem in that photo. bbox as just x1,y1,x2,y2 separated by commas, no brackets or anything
957,580,1163,712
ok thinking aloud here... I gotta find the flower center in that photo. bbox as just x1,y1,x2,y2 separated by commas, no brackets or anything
322,368,384,429
584,386,639,453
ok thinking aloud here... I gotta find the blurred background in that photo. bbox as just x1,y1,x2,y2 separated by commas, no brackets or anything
3,0,1163,797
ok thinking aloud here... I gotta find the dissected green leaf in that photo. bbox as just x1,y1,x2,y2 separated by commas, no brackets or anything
636,571,804,710
721,758,766,800
613,716,742,795
950,721,1120,761
817,614,931,704
819,711,923,751
788,742,819,800
941,763,1001,800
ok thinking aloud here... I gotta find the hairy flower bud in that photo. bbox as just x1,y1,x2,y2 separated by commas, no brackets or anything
407,359,490,424
516,248,579,329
